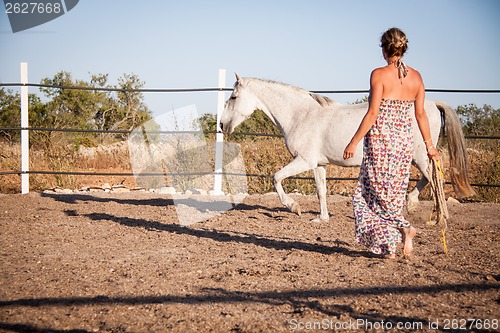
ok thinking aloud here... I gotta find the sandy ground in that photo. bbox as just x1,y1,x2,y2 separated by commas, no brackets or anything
0,192,499,332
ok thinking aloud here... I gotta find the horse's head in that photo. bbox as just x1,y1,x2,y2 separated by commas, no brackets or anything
220,73,260,134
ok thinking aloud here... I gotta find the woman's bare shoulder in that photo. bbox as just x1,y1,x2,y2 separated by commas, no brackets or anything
370,66,389,80
408,66,423,80
372,66,389,74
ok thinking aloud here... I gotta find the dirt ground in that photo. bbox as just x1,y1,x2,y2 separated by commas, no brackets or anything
0,191,499,333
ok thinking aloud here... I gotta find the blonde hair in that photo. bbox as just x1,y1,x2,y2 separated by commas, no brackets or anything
380,27,408,58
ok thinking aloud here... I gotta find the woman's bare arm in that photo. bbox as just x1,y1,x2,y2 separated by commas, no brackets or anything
343,69,383,159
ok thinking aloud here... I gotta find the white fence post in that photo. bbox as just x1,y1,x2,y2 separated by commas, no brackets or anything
20,62,29,194
213,69,226,195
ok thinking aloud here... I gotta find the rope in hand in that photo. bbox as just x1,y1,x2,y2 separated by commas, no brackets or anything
427,157,450,254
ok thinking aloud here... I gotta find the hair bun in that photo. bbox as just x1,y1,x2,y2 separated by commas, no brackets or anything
398,36,408,48
380,28,408,57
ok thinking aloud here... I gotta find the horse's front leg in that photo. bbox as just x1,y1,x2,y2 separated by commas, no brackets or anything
312,165,329,223
274,157,312,216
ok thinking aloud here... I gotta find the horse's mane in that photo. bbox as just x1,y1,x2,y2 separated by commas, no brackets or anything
247,78,335,108
309,93,335,107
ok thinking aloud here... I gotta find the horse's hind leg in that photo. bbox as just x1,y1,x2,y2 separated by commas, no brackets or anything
274,157,312,216
407,177,429,212
407,151,431,212
312,165,329,222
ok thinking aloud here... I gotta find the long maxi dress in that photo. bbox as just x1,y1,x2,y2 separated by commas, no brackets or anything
352,98,415,255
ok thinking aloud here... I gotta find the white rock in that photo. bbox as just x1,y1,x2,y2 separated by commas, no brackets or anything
112,187,130,193
159,186,176,195
54,188,73,194
209,190,225,196
447,197,461,204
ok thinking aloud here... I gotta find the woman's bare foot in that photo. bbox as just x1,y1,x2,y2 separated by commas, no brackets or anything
403,226,417,256
381,253,396,259
371,253,396,259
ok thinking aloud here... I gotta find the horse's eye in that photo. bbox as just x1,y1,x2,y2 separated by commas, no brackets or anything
230,95,237,100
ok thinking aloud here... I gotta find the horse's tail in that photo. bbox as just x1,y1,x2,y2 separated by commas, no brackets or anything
435,101,476,198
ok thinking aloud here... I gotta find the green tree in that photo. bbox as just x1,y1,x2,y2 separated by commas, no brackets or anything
0,88,48,144
38,71,152,145
40,71,98,129
456,104,499,136
38,71,105,147
0,88,20,142
238,109,280,135
197,109,280,141
351,96,369,104
198,113,217,133
28,94,52,148
108,73,151,136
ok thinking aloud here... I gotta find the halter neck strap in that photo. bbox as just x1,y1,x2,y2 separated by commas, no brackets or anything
390,59,408,84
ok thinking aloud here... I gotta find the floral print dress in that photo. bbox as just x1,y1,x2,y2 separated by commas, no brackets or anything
353,99,414,255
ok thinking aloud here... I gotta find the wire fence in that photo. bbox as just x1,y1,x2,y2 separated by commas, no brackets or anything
2,82,500,94
0,82,499,189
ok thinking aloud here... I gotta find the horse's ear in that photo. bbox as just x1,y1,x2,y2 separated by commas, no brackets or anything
235,72,242,83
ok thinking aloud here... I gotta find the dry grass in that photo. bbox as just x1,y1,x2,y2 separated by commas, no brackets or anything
0,137,498,202
464,139,500,202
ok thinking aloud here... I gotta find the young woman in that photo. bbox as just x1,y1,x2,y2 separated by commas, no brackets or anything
343,27,440,259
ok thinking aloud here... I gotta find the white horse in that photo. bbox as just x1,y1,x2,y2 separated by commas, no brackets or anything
220,74,475,222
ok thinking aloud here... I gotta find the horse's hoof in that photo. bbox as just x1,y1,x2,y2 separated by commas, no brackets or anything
407,200,418,213
311,216,329,223
290,202,301,216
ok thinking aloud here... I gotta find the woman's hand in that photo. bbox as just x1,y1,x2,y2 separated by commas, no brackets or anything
343,142,357,160
427,146,440,160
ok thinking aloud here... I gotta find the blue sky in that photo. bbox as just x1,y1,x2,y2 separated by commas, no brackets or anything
1,0,499,117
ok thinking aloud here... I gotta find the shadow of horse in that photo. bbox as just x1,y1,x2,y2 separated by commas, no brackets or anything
83,212,361,257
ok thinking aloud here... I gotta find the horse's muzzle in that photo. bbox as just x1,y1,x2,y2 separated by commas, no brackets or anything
219,122,228,134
